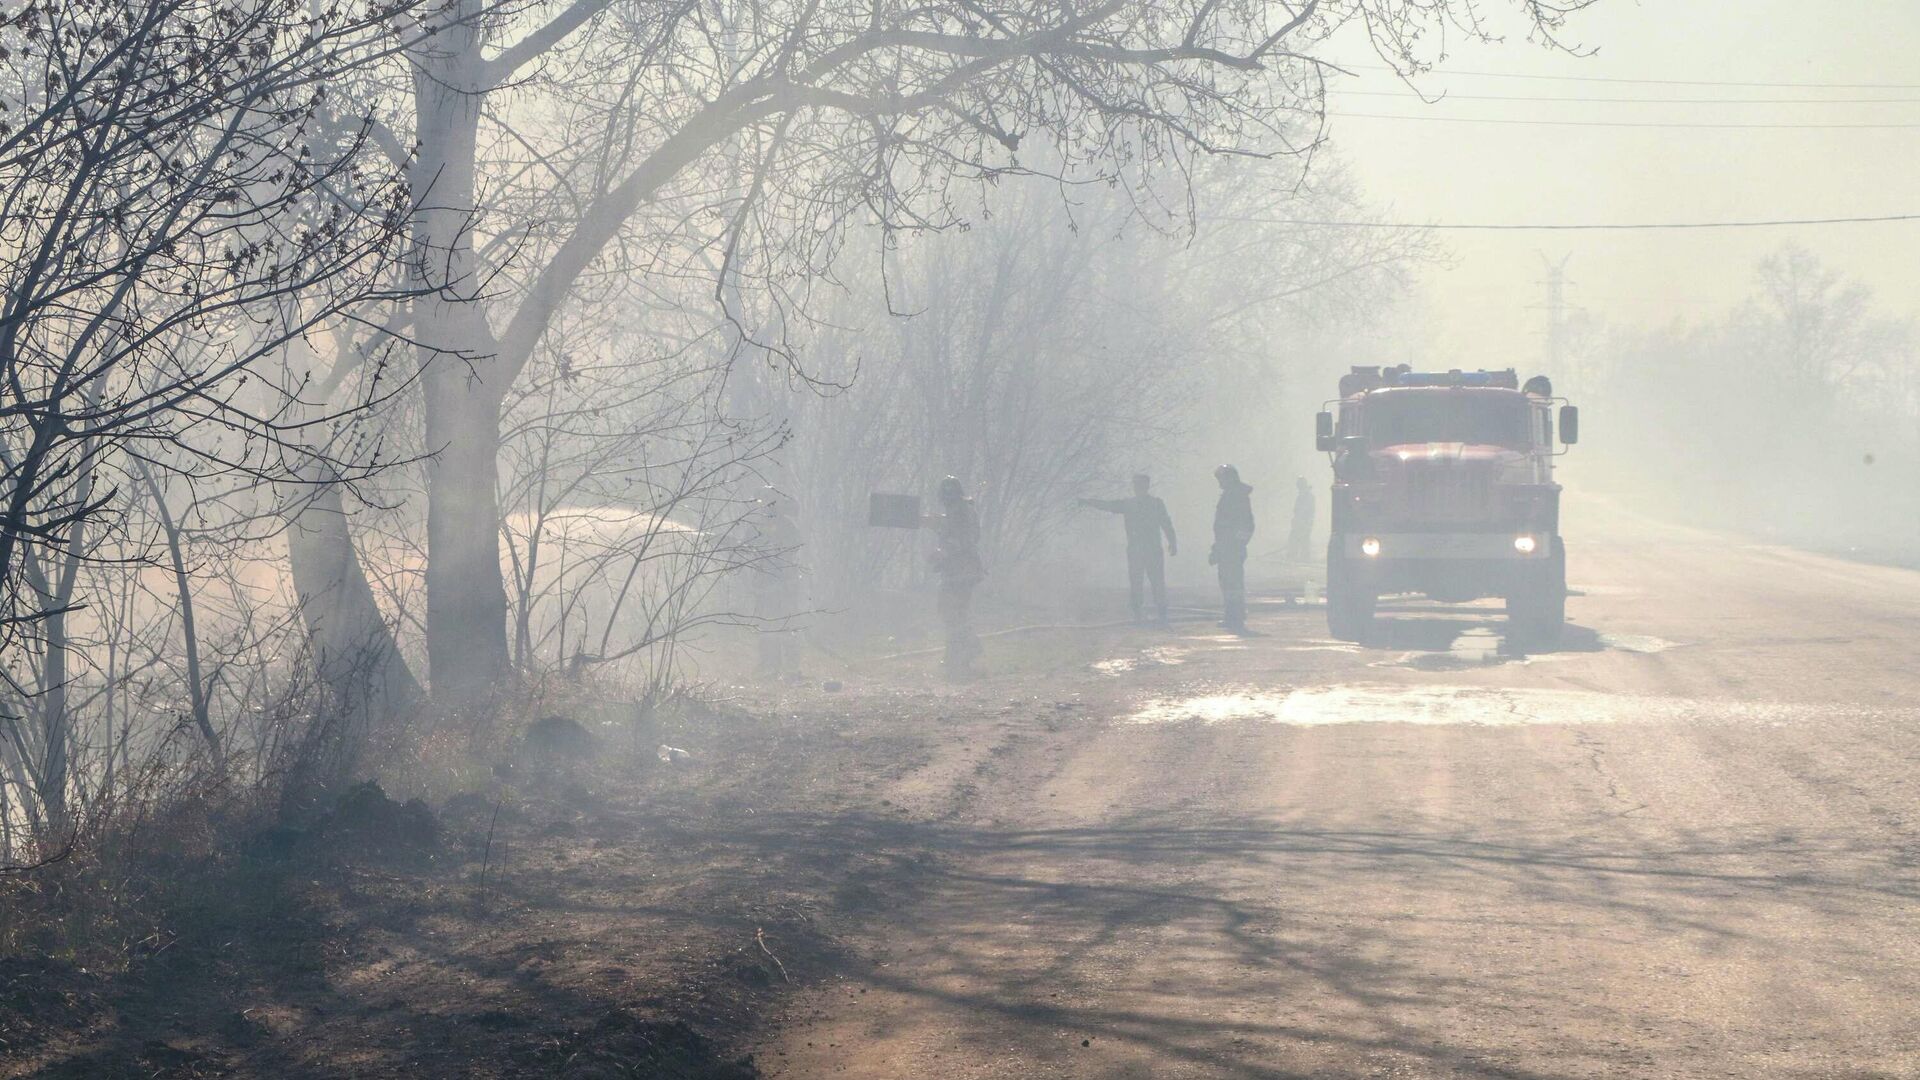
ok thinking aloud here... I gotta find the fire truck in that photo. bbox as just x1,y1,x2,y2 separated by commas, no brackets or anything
1316,366,1580,643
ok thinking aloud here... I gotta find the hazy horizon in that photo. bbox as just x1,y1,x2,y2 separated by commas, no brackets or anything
1312,1,1920,368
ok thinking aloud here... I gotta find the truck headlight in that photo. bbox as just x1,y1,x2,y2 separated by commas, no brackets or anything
1514,535,1538,554
1361,537,1382,557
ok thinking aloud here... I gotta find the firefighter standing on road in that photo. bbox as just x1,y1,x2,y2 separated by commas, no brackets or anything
926,476,985,678
1079,474,1178,625
1210,465,1255,634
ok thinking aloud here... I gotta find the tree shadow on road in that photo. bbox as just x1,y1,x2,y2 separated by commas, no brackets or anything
16,746,1908,1078
690,808,1916,1078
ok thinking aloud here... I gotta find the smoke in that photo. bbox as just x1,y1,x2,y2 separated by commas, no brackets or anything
1576,243,1920,564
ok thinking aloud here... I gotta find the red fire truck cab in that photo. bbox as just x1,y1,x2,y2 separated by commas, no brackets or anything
1316,366,1580,644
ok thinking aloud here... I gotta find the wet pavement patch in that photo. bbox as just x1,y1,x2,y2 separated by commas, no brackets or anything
1127,684,1919,728
1595,632,1681,654
1369,627,1510,670
1128,685,1628,727
1276,641,1368,654
1090,646,1189,675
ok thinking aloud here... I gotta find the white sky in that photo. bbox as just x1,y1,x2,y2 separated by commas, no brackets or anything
1310,0,1920,368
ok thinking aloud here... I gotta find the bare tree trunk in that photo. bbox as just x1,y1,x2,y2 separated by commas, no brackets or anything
422,364,511,705
135,462,222,756
35,577,69,836
20,463,93,838
287,477,424,783
409,13,514,707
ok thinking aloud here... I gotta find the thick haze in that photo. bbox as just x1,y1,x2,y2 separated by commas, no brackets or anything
10,4,1920,1072
1321,1,1920,366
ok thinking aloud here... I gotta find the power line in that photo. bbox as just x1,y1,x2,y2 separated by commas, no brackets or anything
1334,88,1920,105
1214,213,1920,232
1347,63,1920,91
1328,112,1920,130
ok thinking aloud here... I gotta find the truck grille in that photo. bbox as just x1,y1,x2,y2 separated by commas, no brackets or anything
1394,461,1495,526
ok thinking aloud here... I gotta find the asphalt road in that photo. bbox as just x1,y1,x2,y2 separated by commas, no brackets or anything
764,506,1920,1078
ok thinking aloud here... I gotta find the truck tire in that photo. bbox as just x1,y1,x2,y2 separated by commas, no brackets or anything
1326,548,1377,642
1507,537,1566,647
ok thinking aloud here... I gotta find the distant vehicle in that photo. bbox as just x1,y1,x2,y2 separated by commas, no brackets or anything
1316,366,1580,644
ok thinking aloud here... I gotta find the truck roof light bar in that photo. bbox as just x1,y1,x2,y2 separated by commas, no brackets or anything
1339,365,1521,396
1391,369,1520,389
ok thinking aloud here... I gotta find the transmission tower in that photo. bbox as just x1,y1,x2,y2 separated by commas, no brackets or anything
1533,252,1574,374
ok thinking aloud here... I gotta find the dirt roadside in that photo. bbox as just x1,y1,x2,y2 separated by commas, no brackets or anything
0,616,1173,1079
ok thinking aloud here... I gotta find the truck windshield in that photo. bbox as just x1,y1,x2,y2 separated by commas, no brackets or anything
1361,392,1531,449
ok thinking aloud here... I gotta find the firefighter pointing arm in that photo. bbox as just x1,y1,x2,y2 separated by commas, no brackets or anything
1077,474,1177,625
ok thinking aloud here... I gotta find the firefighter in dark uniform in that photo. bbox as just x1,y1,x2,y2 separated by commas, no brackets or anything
1079,474,1178,625
926,476,985,678
1210,464,1255,633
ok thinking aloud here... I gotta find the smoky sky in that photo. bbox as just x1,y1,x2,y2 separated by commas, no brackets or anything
1309,1,1920,370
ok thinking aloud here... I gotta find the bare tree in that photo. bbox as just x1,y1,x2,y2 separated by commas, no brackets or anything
370,0,1597,704
0,0,421,842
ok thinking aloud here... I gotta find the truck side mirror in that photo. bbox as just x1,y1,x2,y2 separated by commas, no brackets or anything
1315,411,1334,452
1559,404,1580,446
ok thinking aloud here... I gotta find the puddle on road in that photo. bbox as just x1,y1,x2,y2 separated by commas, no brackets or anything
1278,641,1368,654
1595,633,1680,654
1105,628,1679,678
1091,646,1190,676
1128,684,1912,727
1130,685,1624,726
1370,627,1509,670
1185,633,1249,645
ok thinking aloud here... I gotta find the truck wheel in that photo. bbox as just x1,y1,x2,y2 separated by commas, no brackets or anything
1508,538,1566,647
1326,550,1377,642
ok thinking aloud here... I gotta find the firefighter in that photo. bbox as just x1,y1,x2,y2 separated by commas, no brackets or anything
1078,474,1178,625
926,476,985,678
1209,464,1255,633
1285,476,1315,562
